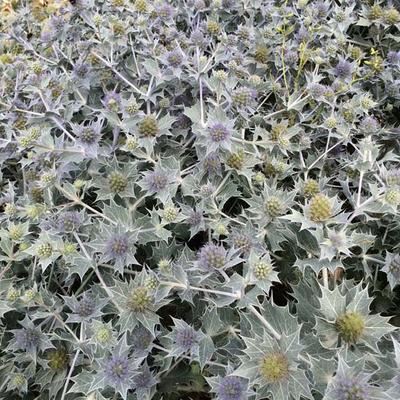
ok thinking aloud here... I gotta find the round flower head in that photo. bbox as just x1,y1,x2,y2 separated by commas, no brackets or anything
106,233,129,260
102,91,121,112
190,29,208,48
138,115,159,137
144,169,169,192
108,171,128,194
387,50,400,64
104,355,130,386
175,326,198,351
126,286,153,313
48,346,69,371
333,376,369,400
203,152,222,175
95,326,113,345
385,169,400,187
131,325,154,354
335,311,365,344
163,48,185,68
197,243,226,270
260,352,290,383
55,211,81,233
217,376,248,400
15,328,41,352
359,116,380,134
133,366,157,395
334,59,353,79
232,87,257,109
309,194,332,222
265,197,284,218
76,296,96,319
308,83,326,99
73,62,90,80
208,122,231,143
187,209,203,226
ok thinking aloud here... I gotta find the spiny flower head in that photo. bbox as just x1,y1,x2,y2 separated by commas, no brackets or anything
144,169,169,192
359,116,379,134
303,179,320,197
108,171,128,193
102,91,121,112
227,150,245,170
104,355,130,386
217,376,248,400
335,311,365,344
208,122,231,143
260,352,290,383
95,326,113,345
163,48,184,68
265,197,284,218
332,376,369,400
76,296,96,318
48,346,69,371
334,59,353,79
175,326,198,350
232,87,257,108
126,286,153,312
12,373,27,388
197,243,226,269
138,115,159,137
55,211,81,232
253,261,271,280
14,327,41,352
164,205,179,222
106,233,129,259
37,242,53,258
309,194,332,222
386,188,400,206
131,325,153,352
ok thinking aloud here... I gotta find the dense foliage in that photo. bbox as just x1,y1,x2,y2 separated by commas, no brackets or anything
1,0,400,399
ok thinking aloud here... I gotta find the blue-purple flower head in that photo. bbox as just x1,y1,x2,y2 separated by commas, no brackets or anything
131,325,154,354
157,3,175,20
314,1,330,19
208,122,231,143
202,152,222,175
73,62,90,80
55,211,82,233
174,326,199,351
198,243,227,269
332,376,369,400
163,48,185,69
308,83,326,99
48,15,64,33
359,116,380,134
387,51,400,65
187,209,203,226
76,295,96,318
73,118,103,156
102,91,121,112
190,30,208,48
14,328,41,352
144,169,169,192
296,25,310,42
334,59,353,79
283,49,298,66
104,355,130,386
133,366,157,396
232,87,257,109
106,233,129,260
218,376,248,400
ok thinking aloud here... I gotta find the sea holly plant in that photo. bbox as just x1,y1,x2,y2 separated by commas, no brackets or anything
1,0,400,399
315,282,395,351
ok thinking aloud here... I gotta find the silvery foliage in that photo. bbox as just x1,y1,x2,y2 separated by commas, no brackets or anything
0,0,400,399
